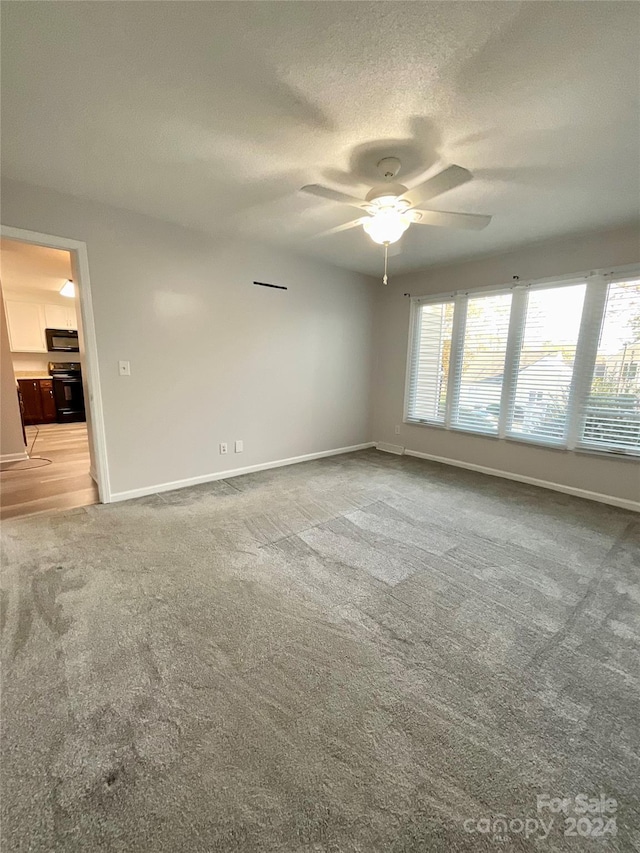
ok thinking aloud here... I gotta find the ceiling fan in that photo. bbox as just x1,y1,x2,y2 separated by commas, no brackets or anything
300,158,492,284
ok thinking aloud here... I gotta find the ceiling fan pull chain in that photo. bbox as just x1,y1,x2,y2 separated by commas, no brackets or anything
383,242,389,285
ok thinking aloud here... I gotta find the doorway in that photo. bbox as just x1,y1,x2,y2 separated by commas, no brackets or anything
0,227,109,518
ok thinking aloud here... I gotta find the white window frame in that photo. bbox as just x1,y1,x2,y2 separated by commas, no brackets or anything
404,264,640,459
444,293,467,428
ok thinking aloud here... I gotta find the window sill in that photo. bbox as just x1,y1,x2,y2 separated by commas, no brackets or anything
405,419,501,439
404,418,446,430
403,419,640,461
574,446,640,462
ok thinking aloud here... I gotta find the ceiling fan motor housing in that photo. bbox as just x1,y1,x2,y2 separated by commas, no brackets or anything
365,183,408,204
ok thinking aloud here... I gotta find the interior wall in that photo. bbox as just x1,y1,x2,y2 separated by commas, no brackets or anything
0,296,27,460
1,179,375,498
373,223,640,505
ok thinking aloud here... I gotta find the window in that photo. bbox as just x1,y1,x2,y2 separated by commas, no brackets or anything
508,284,586,444
579,279,640,453
405,272,640,458
452,291,512,434
406,301,453,423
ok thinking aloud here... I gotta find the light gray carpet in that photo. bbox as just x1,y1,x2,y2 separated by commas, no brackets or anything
1,449,639,852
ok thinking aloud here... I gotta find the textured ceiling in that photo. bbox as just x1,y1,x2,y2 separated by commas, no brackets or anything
2,2,639,276
0,239,73,294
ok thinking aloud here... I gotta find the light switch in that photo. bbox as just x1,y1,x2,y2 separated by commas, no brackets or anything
234,440,243,453
118,361,131,376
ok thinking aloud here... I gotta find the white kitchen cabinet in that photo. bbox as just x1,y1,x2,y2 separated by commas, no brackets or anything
44,303,77,331
4,301,47,352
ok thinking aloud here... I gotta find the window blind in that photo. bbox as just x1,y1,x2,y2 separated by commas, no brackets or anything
405,271,640,459
579,279,640,454
507,283,586,444
451,291,512,434
406,301,453,423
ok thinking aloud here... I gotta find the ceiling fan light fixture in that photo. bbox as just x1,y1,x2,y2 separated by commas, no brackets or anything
300,160,490,287
362,211,411,245
60,279,75,298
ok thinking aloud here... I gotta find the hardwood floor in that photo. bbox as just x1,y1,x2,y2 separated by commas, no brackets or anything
0,422,98,520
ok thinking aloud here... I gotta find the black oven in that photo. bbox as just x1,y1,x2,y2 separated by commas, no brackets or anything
46,328,79,352
49,363,86,423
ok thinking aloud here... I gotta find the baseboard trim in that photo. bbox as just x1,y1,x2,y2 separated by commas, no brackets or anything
402,448,640,513
109,442,376,503
376,442,405,455
0,451,29,464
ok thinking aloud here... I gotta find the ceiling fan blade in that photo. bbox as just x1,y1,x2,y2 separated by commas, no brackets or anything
310,217,367,239
402,165,472,208
300,184,366,209
412,209,492,230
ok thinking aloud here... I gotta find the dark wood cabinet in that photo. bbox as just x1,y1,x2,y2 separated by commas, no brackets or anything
17,379,58,425
17,380,42,425
39,379,57,423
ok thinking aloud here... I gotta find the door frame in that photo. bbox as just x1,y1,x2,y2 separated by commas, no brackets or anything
1,224,111,503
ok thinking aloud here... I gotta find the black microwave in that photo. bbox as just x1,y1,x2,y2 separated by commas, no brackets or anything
46,328,79,352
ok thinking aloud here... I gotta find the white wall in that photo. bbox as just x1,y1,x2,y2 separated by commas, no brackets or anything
0,297,27,460
373,224,640,506
2,179,375,497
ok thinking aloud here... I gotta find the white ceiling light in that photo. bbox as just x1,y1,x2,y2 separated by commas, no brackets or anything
362,210,411,245
60,279,75,298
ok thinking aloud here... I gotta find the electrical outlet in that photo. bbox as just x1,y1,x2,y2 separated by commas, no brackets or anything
394,425,401,435
118,360,131,376
234,440,243,453
219,442,228,455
